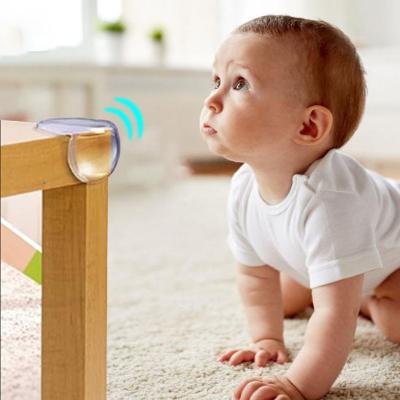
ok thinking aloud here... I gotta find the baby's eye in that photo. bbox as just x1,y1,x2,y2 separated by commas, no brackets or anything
212,78,221,90
233,78,249,90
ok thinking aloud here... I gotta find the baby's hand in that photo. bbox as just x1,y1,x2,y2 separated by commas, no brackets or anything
218,339,290,367
233,375,306,400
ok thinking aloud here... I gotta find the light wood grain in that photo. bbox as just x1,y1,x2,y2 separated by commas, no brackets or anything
1,120,110,399
1,120,78,196
1,120,113,196
42,181,108,399
1,120,54,145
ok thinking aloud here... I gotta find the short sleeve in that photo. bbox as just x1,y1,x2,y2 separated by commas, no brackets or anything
226,170,265,266
301,190,383,289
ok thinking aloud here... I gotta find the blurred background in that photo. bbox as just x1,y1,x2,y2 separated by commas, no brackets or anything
2,0,400,243
1,2,400,398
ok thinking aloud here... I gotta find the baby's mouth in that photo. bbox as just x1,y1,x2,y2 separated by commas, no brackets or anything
202,123,218,135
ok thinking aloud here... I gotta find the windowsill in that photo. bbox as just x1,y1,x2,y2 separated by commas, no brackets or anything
2,44,399,71
0,61,211,77
0,48,211,73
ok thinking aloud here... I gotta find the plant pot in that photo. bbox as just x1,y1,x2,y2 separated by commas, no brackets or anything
151,42,166,66
95,32,124,63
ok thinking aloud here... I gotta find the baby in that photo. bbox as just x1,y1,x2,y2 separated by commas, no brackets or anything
199,15,400,400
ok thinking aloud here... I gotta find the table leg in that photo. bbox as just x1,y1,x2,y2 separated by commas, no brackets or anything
42,180,108,399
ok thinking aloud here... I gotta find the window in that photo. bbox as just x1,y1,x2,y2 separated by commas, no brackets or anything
0,0,125,58
0,0,85,55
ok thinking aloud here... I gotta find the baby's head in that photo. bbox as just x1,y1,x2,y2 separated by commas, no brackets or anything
200,15,366,166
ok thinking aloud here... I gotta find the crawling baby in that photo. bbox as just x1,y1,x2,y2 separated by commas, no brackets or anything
199,14,400,400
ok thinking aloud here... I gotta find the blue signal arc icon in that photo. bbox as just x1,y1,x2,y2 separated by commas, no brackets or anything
104,97,144,140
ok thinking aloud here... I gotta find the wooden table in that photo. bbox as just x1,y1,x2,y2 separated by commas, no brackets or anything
1,120,109,399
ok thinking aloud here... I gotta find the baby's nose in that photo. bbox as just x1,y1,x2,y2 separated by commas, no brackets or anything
204,92,222,112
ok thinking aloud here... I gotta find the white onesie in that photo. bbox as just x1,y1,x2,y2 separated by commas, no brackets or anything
226,148,400,295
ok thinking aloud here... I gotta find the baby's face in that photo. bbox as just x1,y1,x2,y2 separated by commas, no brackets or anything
199,33,306,164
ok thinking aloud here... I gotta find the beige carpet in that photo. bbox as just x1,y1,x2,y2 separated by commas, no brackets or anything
1,176,400,399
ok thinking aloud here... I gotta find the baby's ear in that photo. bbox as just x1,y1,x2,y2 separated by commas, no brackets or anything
293,105,333,146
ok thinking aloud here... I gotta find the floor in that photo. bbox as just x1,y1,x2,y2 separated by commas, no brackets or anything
1,171,400,399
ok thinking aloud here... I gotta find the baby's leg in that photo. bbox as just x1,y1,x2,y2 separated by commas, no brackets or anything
360,268,400,343
280,272,313,318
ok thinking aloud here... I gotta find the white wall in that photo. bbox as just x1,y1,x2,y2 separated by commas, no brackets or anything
218,0,400,47
347,0,400,47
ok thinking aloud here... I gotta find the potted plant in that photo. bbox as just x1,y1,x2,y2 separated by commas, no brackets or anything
148,26,166,65
96,19,127,63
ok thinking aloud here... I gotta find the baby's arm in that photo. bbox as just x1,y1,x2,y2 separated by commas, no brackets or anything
219,263,290,366
285,274,364,399
237,263,284,343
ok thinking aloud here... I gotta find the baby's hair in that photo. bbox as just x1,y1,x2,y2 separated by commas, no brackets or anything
233,15,367,148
